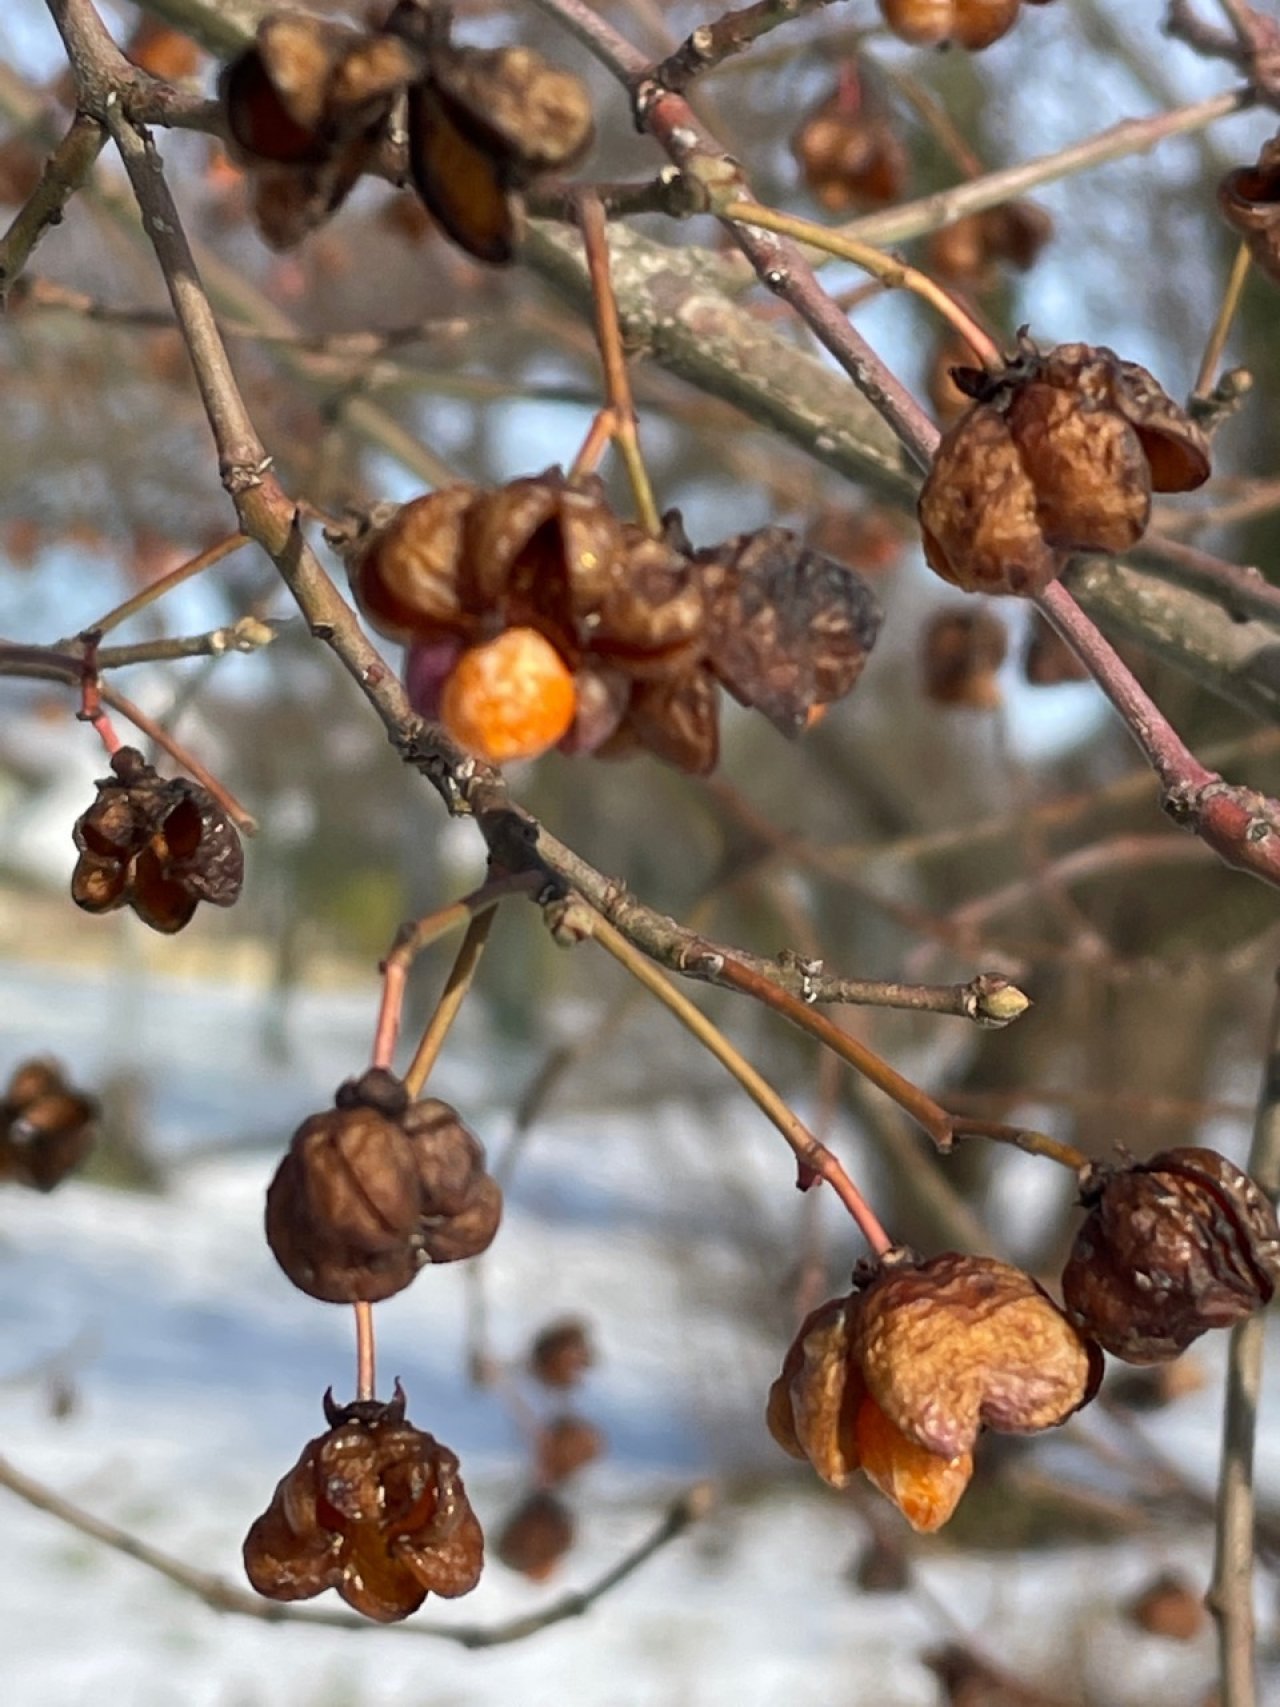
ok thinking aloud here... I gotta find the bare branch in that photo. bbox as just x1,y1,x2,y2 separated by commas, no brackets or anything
0,112,104,304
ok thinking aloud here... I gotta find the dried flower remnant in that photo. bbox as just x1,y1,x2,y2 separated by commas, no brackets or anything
918,340,1210,596
0,1058,97,1191
792,74,907,212
767,1255,1098,1531
1062,1147,1280,1363
494,1490,576,1581
921,607,1008,709
71,747,244,934
1219,136,1280,288
266,1070,501,1303
243,1385,483,1621
879,0,1051,52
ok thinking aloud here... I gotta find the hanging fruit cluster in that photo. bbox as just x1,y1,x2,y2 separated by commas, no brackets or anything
342,469,883,773
791,62,907,212
0,1058,97,1192
71,746,244,934
768,1144,1280,1532
918,338,1211,596
495,1318,606,1582
219,1,592,255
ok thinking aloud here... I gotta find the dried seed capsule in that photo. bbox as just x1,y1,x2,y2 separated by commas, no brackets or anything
619,668,720,776
346,487,476,643
918,339,1208,596
530,1319,595,1389
921,607,1008,709
696,527,882,735
853,1252,1100,1460
535,1414,606,1485
768,1253,1099,1532
0,1058,97,1192
1062,1148,1280,1363
919,404,1062,596
495,1490,575,1581
792,78,907,212
592,530,705,681
1219,138,1280,288
461,469,624,647
71,748,243,935
928,201,1053,289
243,1385,484,1622
439,627,578,765
1127,1571,1206,1642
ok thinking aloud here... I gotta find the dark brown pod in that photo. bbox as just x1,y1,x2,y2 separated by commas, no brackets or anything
406,74,523,264
620,668,721,776
1062,1148,1280,1363
494,1490,575,1581
928,201,1052,289
1127,1571,1207,1642
1219,139,1280,288
696,527,882,735
529,1318,595,1389
71,748,243,934
792,74,907,212
424,43,594,183
417,1171,503,1264
345,486,476,644
921,607,1008,709
592,530,705,681
0,1058,98,1192
243,1385,484,1621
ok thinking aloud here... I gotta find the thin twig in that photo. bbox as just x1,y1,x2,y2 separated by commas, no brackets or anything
1210,970,1280,1707
718,199,1001,366
570,899,895,1253
0,111,104,304
0,1450,711,1646
86,533,251,638
1195,241,1253,397
578,192,662,534
371,875,540,1076
402,909,499,1098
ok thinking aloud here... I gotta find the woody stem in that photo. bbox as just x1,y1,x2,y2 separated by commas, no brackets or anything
402,909,499,1098
85,532,250,638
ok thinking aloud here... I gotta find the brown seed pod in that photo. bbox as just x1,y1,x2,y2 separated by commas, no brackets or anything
461,469,624,652
535,1414,606,1485
1062,1148,1280,1363
266,1076,502,1302
1218,136,1280,289
494,1490,575,1581
919,340,1208,596
591,529,706,681
921,607,1008,709
792,75,907,212
854,1253,1099,1460
345,486,477,644
879,0,1025,52
695,527,883,735
765,1295,975,1532
619,668,721,776
529,1318,595,1389
70,748,244,935
243,1384,484,1622
0,1058,98,1192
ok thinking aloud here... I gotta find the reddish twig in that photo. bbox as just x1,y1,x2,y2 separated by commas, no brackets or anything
97,681,257,835
353,1301,376,1404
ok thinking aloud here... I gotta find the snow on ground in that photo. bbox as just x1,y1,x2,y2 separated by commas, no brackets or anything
0,959,1270,1706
